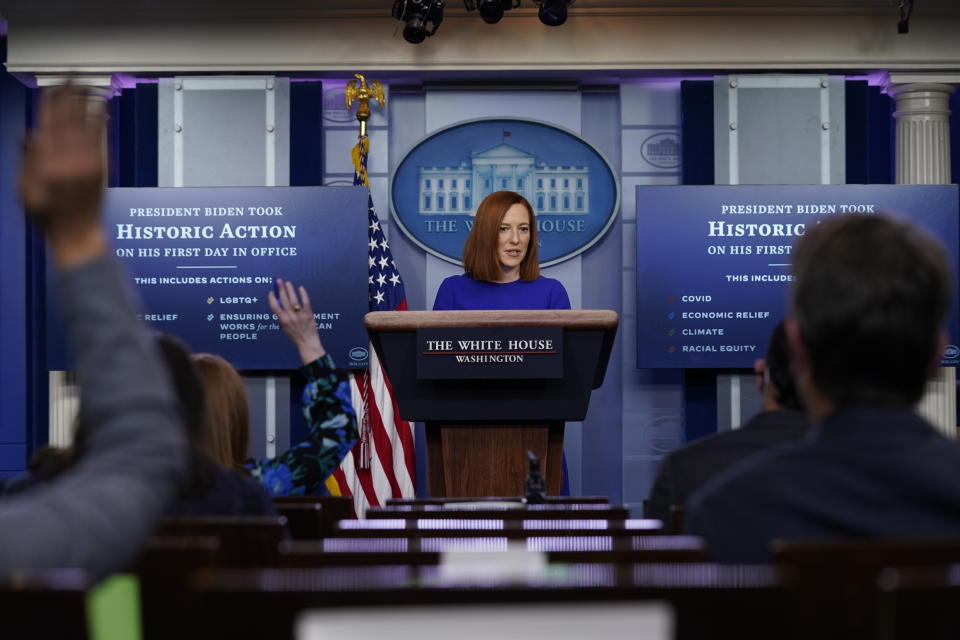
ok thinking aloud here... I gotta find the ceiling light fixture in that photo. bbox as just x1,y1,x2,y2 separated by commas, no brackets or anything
897,0,913,34
392,0,445,44
533,0,574,27
464,0,520,25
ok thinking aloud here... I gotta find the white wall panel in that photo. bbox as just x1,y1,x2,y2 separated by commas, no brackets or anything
425,91,581,135
621,81,684,126
156,75,290,458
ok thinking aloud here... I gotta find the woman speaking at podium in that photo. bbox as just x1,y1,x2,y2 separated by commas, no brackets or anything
433,191,570,311
432,190,572,494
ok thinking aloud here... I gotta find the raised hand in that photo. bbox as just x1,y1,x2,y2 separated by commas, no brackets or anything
21,83,107,266
267,278,327,365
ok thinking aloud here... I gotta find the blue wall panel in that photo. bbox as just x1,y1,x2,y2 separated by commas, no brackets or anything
0,445,27,471
288,81,325,453
0,46,28,470
845,81,893,185
135,83,158,188
678,80,718,445
291,81,324,187
680,81,714,186
24,87,47,457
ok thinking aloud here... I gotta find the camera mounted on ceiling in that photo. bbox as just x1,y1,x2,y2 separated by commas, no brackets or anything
392,0,445,44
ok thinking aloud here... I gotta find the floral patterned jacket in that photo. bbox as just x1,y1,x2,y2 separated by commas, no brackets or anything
246,354,358,496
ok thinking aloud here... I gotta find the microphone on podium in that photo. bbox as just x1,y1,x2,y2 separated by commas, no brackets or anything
524,450,547,504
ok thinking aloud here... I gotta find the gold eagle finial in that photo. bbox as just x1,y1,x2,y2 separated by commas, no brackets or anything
345,74,385,138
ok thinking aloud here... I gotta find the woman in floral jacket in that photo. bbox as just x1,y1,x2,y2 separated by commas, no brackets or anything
194,277,358,496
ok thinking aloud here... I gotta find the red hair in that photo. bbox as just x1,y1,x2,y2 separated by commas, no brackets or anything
462,190,540,282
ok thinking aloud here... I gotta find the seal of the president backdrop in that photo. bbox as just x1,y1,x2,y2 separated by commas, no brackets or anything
391,118,619,267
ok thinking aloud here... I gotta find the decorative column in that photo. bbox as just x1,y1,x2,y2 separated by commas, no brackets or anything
885,74,958,437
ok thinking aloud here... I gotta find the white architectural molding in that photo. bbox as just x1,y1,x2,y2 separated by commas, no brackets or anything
885,72,960,86
5,7,960,75
35,73,122,99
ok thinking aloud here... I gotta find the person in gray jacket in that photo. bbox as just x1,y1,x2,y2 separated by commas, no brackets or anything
0,84,187,577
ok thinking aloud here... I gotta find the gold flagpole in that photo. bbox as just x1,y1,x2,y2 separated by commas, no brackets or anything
345,73,385,143
346,74,385,470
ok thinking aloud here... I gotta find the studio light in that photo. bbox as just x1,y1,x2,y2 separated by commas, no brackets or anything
897,0,913,34
534,0,574,27
392,0,445,44
464,0,520,25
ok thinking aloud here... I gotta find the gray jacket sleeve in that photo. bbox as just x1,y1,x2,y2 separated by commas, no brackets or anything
0,257,187,577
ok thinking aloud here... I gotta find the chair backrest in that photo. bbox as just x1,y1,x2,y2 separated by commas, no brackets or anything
135,535,224,640
277,539,440,567
365,504,629,521
332,518,661,539
385,496,610,506
274,503,325,540
877,564,960,640
136,535,223,573
274,495,355,524
773,538,960,640
186,562,785,640
669,504,686,534
0,568,92,640
275,535,707,566
157,515,288,566
773,537,960,580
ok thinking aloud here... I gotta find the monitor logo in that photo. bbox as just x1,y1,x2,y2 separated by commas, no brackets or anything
944,344,959,360
391,118,619,267
641,132,680,169
349,346,369,361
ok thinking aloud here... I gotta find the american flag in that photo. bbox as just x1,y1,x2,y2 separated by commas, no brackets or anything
324,135,416,515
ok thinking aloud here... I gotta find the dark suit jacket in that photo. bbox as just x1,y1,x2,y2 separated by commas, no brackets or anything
646,409,808,523
687,406,960,562
167,464,276,518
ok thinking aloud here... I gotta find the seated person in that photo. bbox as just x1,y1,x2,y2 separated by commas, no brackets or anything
7,334,276,519
26,276,360,506
0,84,187,577
646,321,807,523
157,335,275,517
687,213,960,562
191,278,358,496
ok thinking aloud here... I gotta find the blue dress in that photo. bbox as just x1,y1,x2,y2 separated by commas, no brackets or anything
432,272,572,494
433,274,571,311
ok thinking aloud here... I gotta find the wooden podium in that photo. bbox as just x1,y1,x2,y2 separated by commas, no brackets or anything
364,310,618,498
